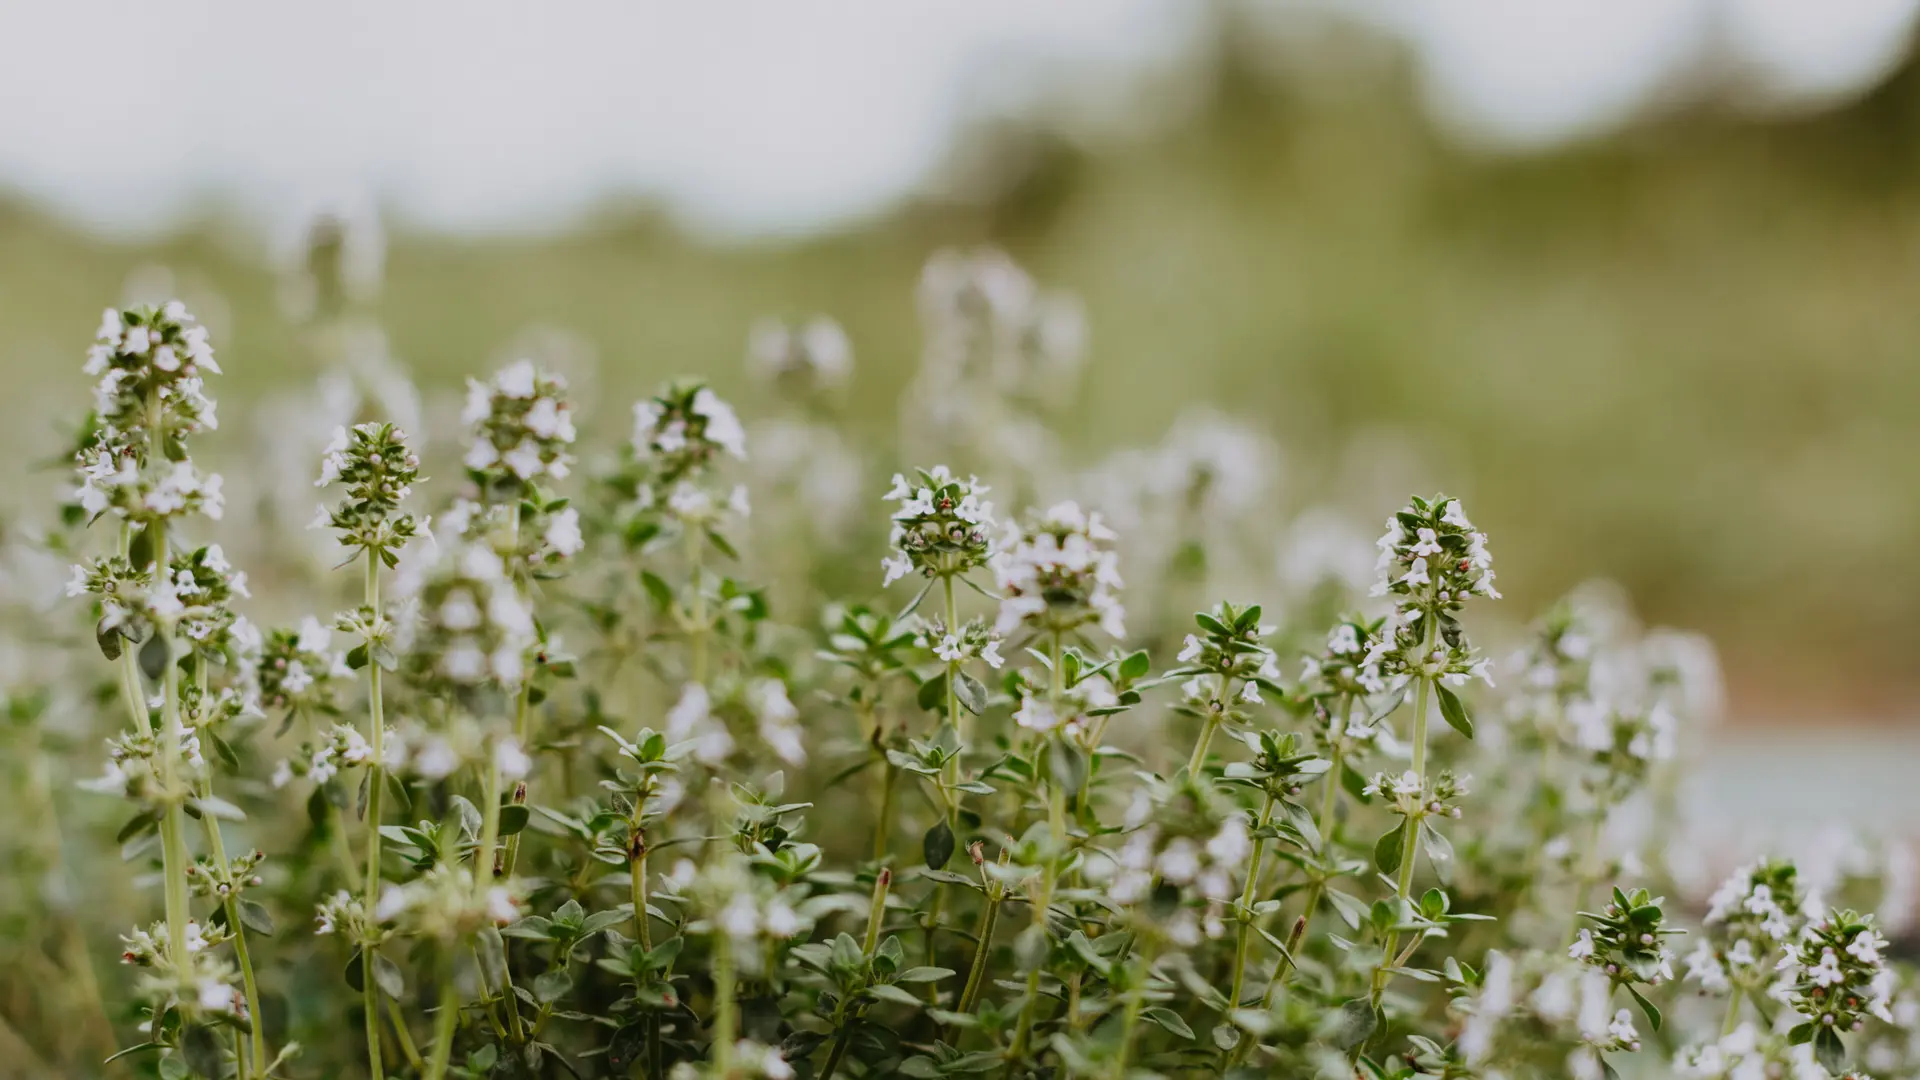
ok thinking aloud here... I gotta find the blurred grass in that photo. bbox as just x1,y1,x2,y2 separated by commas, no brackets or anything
2,39,1919,719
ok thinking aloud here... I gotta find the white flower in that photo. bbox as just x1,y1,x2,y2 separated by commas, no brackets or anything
1178,634,1203,662
496,360,537,399
1847,929,1886,964
880,554,912,586
544,507,584,557
666,684,710,739
691,387,748,460
1569,929,1596,960
485,886,522,924
494,738,531,779
1607,1008,1638,1046
1013,698,1059,732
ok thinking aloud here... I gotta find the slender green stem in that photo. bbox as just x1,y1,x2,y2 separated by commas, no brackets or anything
872,756,898,862
384,999,424,1069
362,547,387,1080
1108,953,1152,1080
712,934,736,1072
1008,639,1069,1072
1373,600,1440,1005
1722,984,1745,1036
1185,678,1226,775
195,790,266,1073
686,528,708,685
1226,790,1278,1010
423,954,459,1080
957,886,1003,1014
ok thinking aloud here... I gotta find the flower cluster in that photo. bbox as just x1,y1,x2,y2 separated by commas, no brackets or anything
748,316,852,393
1674,1023,1827,1080
74,303,223,521
633,379,749,485
119,919,244,1020
1687,859,1805,995
257,616,350,714
374,864,524,941
917,247,1086,395
462,358,576,491
880,466,995,586
403,541,537,688
1783,910,1895,1040
990,500,1125,639
1569,886,1680,988
314,420,426,561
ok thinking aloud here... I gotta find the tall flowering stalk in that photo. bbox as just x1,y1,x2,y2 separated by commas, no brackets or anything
68,304,274,1074
990,500,1125,1068
1364,495,1497,1008
315,420,423,1079
879,466,996,978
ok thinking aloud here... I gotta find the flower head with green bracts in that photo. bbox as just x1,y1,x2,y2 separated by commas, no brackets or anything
315,420,427,564
880,465,995,587
990,500,1124,640
1781,909,1895,1072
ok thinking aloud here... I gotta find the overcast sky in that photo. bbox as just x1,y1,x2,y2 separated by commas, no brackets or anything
1,0,1914,241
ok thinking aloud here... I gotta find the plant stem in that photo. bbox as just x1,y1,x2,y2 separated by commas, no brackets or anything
1373,601,1440,1005
686,528,708,685
712,933,736,1072
1108,952,1152,1080
362,547,387,1080
385,999,424,1069
1007,640,1069,1072
1226,790,1278,1010
194,784,267,1073
423,954,459,1080
957,885,1003,1014
1722,984,1745,1036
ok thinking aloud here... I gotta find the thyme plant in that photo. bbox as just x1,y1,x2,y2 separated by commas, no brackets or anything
30,253,1911,1080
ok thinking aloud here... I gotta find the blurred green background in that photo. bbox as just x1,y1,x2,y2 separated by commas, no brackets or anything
2,10,1918,724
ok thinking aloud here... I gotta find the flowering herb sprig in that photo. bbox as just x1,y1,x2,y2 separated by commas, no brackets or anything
1782,909,1894,1072
66,303,279,1074
1164,601,1283,775
1685,859,1805,1025
1569,885,1681,1050
315,418,424,1078
1364,495,1497,1013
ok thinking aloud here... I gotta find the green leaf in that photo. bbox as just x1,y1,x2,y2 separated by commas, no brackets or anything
1436,685,1474,739
1047,739,1088,797
1626,985,1661,1032
923,820,955,870
1374,821,1406,876
865,983,922,1006
96,620,124,661
499,804,532,836
534,967,574,1004
917,672,949,713
1326,998,1379,1050
1813,1027,1845,1074
181,1024,222,1078
1119,650,1151,681
894,966,955,983
103,1041,164,1064
1143,1006,1196,1041
372,952,406,999
236,898,275,937
1420,822,1454,885
954,673,987,716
